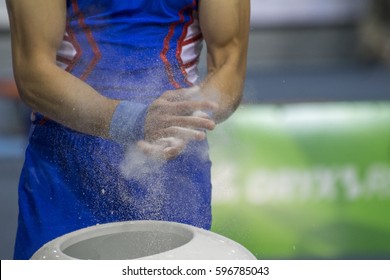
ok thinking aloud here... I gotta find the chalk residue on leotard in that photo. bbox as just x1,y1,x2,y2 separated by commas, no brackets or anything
119,144,165,181
117,140,211,228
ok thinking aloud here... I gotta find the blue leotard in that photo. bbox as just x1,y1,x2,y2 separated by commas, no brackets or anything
14,0,211,260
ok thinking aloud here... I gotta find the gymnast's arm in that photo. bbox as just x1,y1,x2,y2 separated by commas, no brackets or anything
6,0,119,138
199,0,250,123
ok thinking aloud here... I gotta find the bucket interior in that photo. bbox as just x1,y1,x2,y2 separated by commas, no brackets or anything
62,229,193,260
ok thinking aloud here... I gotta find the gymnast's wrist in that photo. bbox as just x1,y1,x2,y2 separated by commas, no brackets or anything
109,100,148,145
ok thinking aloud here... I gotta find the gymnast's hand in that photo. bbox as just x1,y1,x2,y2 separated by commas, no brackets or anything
138,87,217,160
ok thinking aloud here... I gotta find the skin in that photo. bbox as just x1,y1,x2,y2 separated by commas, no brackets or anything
6,0,250,160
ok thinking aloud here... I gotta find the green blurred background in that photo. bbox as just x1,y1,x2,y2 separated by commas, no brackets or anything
209,103,390,259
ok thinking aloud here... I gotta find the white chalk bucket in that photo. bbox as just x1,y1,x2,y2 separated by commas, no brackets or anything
31,220,256,260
